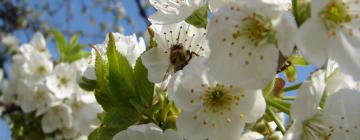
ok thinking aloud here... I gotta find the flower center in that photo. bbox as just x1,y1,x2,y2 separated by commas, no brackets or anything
35,90,46,100
36,65,47,75
59,76,69,86
320,0,352,31
203,84,232,112
302,114,331,139
234,13,276,46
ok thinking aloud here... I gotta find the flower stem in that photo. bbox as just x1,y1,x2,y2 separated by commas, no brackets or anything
282,96,296,100
284,82,302,92
266,107,286,134
266,97,290,115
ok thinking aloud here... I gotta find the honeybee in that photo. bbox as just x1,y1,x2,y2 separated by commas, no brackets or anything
160,43,199,87
169,43,198,72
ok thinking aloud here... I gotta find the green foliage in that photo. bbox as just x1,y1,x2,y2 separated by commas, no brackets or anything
134,59,154,108
52,29,90,62
9,112,51,140
89,33,156,140
185,4,208,28
289,55,309,66
89,107,141,140
292,0,311,26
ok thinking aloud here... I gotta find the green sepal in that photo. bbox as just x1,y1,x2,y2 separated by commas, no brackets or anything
185,4,208,28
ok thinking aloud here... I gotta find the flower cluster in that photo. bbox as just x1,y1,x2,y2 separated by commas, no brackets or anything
3,0,359,140
0,33,102,139
96,0,360,140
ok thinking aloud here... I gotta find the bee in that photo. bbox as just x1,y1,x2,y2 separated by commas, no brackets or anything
169,43,198,72
160,43,199,89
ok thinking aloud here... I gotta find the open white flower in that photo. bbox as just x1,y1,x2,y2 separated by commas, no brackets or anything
19,32,50,58
63,101,102,139
169,58,265,140
18,84,55,116
148,0,203,25
207,2,297,89
1,34,19,52
297,0,360,80
141,21,209,83
84,33,145,80
113,123,180,140
41,104,72,133
23,51,53,81
46,63,78,99
285,70,360,140
322,89,360,139
209,0,292,12
285,71,327,140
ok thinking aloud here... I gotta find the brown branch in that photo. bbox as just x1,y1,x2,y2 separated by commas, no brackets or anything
135,0,150,26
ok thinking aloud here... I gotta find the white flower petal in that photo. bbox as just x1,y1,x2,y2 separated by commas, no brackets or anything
297,18,337,67
274,12,297,56
324,89,360,139
291,71,325,121
148,0,202,25
141,47,170,83
329,32,360,80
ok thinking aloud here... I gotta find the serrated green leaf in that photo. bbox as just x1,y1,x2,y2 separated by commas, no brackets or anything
134,58,154,107
289,56,309,66
94,90,115,111
185,4,208,28
94,47,108,91
89,127,119,140
89,106,141,140
106,33,136,104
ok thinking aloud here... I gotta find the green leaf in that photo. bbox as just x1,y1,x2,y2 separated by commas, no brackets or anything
78,76,97,91
106,33,136,104
93,46,108,91
89,106,141,140
89,127,120,140
289,56,309,66
68,51,90,62
52,29,67,61
94,90,116,111
185,4,208,28
69,33,80,47
292,0,311,26
134,58,154,107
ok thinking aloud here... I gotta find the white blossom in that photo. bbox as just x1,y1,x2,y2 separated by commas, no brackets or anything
18,84,55,116
206,2,297,89
209,0,292,12
46,63,78,99
168,58,265,140
141,21,209,83
41,104,72,133
297,0,360,80
19,32,50,58
84,33,145,80
148,0,203,25
113,123,180,140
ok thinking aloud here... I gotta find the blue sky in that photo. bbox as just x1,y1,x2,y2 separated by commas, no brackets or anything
0,0,317,139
